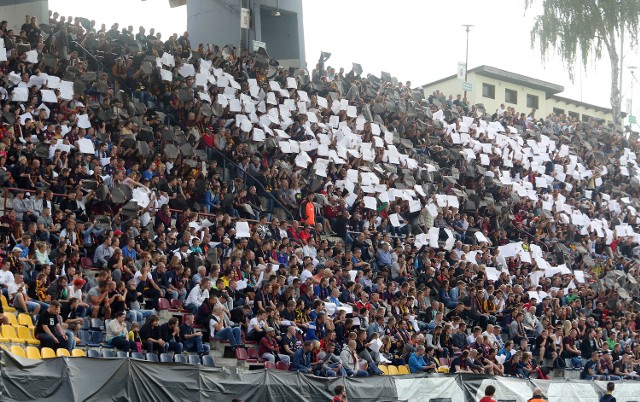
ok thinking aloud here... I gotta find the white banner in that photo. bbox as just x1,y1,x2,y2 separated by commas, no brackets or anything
457,62,466,80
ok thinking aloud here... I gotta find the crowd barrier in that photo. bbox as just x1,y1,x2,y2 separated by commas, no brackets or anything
1,350,637,402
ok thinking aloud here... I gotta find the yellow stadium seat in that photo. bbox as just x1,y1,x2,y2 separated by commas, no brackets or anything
10,345,25,358
16,326,39,345
437,366,450,374
17,313,34,329
387,365,399,375
2,325,22,343
5,313,18,326
71,349,86,357
1,295,16,313
56,348,70,357
398,365,410,375
25,346,41,359
41,347,56,359
378,364,389,375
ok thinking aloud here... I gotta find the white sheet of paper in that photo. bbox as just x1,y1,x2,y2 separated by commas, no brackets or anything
160,69,173,82
25,50,39,64
77,114,91,129
12,87,28,102
0,48,6,62
389,213,403,227
236,221,251,238
363,196,377,210
77,138,95,154
40,89,57,103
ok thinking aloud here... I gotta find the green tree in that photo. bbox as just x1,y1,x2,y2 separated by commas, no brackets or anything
525,0,640,125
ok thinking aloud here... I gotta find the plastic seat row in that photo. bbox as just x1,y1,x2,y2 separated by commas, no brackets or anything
1,325,39,345
2,345,85,359
85,350,215,366
379,365,410,375
264,361,290,371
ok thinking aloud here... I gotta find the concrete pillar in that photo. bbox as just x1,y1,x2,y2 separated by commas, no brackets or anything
0,0,49,32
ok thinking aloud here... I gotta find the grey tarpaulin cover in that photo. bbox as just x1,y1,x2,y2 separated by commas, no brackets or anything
1,351,630,402
0,351,398,402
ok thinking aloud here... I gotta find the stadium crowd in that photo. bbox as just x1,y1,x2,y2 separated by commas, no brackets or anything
0,9,639,381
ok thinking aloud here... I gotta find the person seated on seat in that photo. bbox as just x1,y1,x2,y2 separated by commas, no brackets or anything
106,311,135,351
35,300,69,351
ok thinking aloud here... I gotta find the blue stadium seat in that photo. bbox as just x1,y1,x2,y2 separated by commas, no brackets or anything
160,353,173,363
131,352,145,360
187,354,200,365
173,354,187,364
101,350,116,358
146,353,159,362
201,355,215,367
87,349,100,358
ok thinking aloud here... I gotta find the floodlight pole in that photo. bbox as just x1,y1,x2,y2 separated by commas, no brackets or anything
462,24,473,100
240,0,251,54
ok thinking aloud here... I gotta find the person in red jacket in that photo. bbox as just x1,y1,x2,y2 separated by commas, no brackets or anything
479,385,496,402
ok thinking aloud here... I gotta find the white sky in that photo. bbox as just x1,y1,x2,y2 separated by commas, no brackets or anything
49,0,640,114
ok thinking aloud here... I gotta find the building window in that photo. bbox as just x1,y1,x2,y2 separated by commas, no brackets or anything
526,94,539,109
568,111,579,120
582,114,592,122
505,89,518,104
482,83,495,99
553,107,565,115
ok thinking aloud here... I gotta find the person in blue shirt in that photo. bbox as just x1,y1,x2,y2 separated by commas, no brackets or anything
121,237,138,260
408,345,437,373
291,341,314,374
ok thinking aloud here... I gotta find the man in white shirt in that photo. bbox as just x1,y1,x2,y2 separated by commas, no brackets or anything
184,278,210,314
0,260,14,299
299,263,314,283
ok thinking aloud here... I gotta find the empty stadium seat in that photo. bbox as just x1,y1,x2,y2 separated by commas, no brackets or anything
17,313,34,329
2,325,22,343
131,352,145,360
10,345,25,358
235,347,248,361
387,365,399,375
16,326,39,345
276,361,289,371
87,350,101,358
173,354,187,364
90,319,104,331
378,365,389,375
157,298,171,311
160,353,173,363
398,365,410,375
41,347,56,359
102,350,116,358
78,330,99,348
5,313,18,326
201,355,215,367
170,299,183,311
264,361,276,369
25,346,41,359
81,257,96,271
71,349,86,357
117,351,129,358
1,295,16,313
146,353,159,362
187,354,200,365
57,348,71,357
246,348,265,363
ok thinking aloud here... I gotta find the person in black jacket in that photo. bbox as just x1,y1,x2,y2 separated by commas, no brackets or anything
159,317,184,354
139,314,167,354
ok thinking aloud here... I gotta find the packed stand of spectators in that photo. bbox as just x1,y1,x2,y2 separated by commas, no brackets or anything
0,10,639,379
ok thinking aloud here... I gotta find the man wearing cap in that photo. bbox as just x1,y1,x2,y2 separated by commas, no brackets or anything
260,326,291,365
